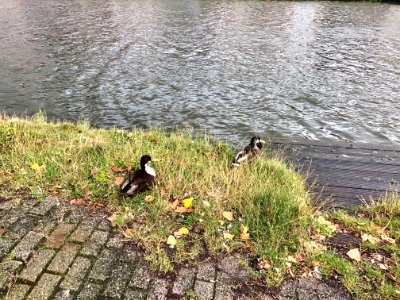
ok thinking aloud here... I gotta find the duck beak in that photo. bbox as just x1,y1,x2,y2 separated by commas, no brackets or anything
151,158,160,162
259,139,266,144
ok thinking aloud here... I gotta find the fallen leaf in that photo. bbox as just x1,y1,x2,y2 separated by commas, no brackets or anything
378,263,388,270
160,188,167,197
371,253,383,262
304,241,327,253
244,244,256,254
295,253,305,262
144,195,155,202
182,198,193,208
259,259,271,270
301,267,310,277
31,163,40,170
124,228,134,237
223,232,235,240
170,199,179,210
115,176,125,185
107,214,117,223
286,255,298,263
203,200,211,208
167,235,177,248
205,151,212,159
127,165,133,172
346,248,361,262
70,198,84,205
175,206,193,214
381,234,395,244
240,233,250,242
173,231,182,238
111,166,124,172
222,211,234,221
178,227,189,235
361,233,380,244
312,260,320,268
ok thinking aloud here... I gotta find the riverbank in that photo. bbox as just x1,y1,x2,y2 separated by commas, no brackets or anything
0,114,399,299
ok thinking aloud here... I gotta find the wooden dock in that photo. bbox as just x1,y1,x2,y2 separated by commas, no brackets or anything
270,139,400,209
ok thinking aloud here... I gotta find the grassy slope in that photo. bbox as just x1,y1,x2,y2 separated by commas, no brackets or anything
0,114,399,298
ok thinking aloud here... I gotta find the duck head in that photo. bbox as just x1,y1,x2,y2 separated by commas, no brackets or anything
250,136,266,149
140,155,156,176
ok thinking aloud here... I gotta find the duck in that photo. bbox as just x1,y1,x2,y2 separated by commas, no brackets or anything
120,155,156,196
232,136,266,167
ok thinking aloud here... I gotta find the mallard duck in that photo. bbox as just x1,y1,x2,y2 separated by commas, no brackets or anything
120,155,156,196
232,136,266,167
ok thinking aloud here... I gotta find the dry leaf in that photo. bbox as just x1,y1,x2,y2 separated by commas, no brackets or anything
378,263,388,270
167,235,177,247
312,260,320,268
175,206,193,214
295,253,305,262
223,232,235,240
145,195,155,202
111,166,124,172
115,176,125,185
160,188,167,197
222,211,234,221
304,241,327,253
259,259,271,270
361,233,380,244
286,255,298,263
203,200,211,207
178,227,189,235
240,233,250,242
124,228,134,237
245,244,256,254
107,214,117,223
301,267,310,277
170,199,179,210
182,198,193,208
381,234,395,244
70,198,83,205
346,248,361,262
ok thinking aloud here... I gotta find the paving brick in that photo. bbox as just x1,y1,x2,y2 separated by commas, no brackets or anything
215,272,234,300
13,231,44,262
106,235,124,249
217,255,249,279
64,208,89,224
89,248,118,282
197,262,216,282
5,283,31,299
69,218,99,243
147,278,168,300
172,267,196,296
102,260,133,299
8,215,39,240
47,243,80,274
194,280,214,300
0,207,31,228
54,289,74,300
45,223,76,249
26,273,61,300
80,230,108,257
19,249,55,283
0,238,16,260
77,282,103,300
124,288,147,299
0,260,23,290
30,196,59,216
129,263,151,289
60,256,91,292
96,218,110,231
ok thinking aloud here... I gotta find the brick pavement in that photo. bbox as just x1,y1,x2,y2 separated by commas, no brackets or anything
0,196,353,299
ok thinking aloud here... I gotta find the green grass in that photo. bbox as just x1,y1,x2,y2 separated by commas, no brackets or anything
1,113,399,298
0,113,313,283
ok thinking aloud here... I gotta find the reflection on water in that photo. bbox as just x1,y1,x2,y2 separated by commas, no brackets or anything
0,0,399,145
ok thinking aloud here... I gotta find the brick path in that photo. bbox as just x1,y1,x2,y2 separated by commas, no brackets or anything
0,196,352,299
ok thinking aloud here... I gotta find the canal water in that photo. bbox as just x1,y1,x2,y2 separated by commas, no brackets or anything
1,0,400,145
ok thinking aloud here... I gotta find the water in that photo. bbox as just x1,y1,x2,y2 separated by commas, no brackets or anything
1,0,400,145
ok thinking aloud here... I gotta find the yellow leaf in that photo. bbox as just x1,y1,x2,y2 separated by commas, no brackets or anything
223,232,235,240
361,233,380,244
223,211,234,221
115,176,125,185
240,224,248,235
316,216,337,232
240,233,250,242
381,234,395,244
167,235,177,246
346,248,361,262
182,198,193,208
145,195,155,202
31,163,40,170
178,227,189,235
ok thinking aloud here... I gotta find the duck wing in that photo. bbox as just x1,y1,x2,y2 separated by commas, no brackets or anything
120,170,156,196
